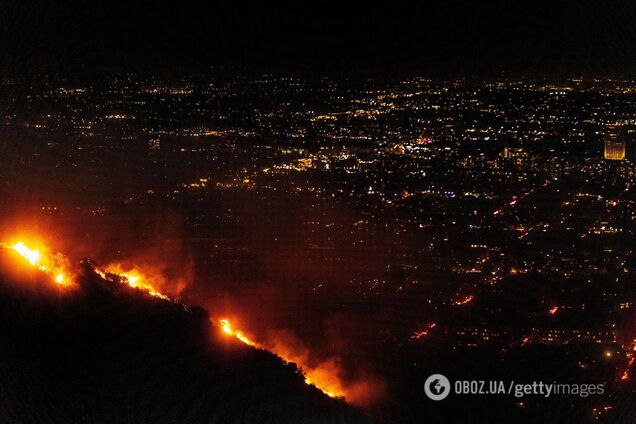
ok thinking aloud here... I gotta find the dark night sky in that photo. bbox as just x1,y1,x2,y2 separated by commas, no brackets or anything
2,0,636,77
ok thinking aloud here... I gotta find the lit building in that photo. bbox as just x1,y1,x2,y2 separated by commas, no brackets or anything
501,147,528,167
604,126,626,161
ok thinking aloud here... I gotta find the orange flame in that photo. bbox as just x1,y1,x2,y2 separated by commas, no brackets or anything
12,242,40,266
1,241,170,299
218,318,383,404
1,241,72,286
1,238,379,406
94,264,170,300
219,319,257,346
218,318,351,400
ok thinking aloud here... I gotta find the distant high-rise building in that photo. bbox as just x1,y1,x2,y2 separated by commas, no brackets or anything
604,125,626,161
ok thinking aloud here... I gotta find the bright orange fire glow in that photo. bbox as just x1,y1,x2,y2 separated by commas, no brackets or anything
1,241,72,287
1,241,171,298
219,319,257,346
1,237,378,406
218,318,350,400
95,264,169,300
548,306,559,315
303,376,338,398
13,242,40,265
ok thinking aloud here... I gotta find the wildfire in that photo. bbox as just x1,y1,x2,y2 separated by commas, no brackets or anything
94,264,169,300
0,237,375,406
12,242,40,265
1,239,172,301
219,319,257,347
304,376,338,398
1,241,71,286
548,306,559,315
218,318,347,400
0,241,173,298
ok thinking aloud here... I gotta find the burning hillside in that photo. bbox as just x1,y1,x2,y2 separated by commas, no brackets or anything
0,240,371,424
1,241,73,287
217,317,385,406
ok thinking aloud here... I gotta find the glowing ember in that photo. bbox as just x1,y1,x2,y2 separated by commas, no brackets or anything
1,241,72,286
410,322,437,340
95,264,169,300
454,294,474,305
548,306,559,315
620,355,635,382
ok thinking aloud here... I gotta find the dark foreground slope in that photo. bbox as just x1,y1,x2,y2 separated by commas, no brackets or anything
0,253,371,424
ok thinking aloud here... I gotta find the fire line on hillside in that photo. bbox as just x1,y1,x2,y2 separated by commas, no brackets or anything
0,239,352,402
